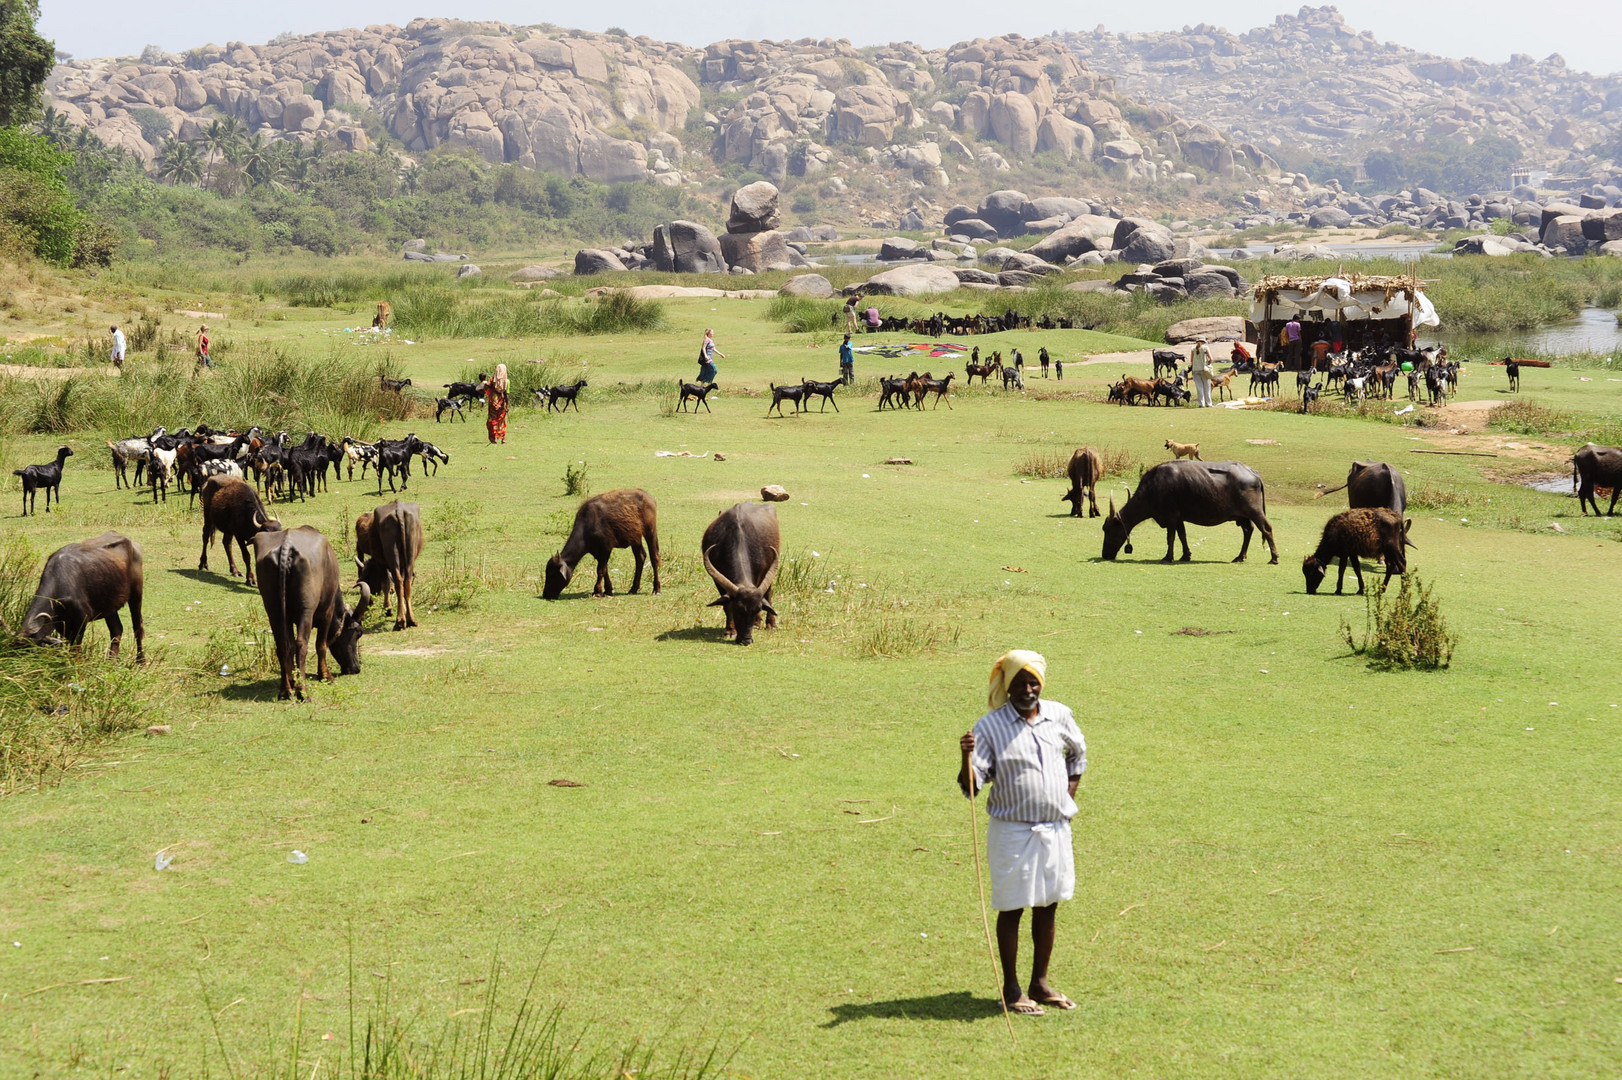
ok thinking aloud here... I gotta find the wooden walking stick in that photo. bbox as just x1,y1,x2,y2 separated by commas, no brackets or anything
967,765,1017,1043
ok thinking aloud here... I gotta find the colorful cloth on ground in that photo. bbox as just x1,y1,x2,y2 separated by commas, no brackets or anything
987,818,1075,910
961,699,1085,823
486,388,508,442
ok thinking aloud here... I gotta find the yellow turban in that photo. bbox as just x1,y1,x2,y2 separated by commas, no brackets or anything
987,649,1046,710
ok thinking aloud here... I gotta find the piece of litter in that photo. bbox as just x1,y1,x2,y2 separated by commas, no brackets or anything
587,627,604,632
1260,669,1269,674
287,851,308,865
1245,439,1280,446
548,778,584,788
1394,404,1414,415
220,664,231,676
861,473,871,478
886,457,913,465
154,852,173,871
1134,630,1142,635
1002,565,1027,573
146,724,171,736
920,933,928,938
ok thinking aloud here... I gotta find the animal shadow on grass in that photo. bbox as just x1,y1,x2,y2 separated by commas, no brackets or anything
654,625,731,643
822,991,1005,1027
219,678,286,703
169,567,258,594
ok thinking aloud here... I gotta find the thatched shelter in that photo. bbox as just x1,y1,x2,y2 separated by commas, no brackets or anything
1248,272,1439,369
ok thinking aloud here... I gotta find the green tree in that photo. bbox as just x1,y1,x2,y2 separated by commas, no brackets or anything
0,125,83,264
200,115,244,189
0,0,54,127
157,137,202,186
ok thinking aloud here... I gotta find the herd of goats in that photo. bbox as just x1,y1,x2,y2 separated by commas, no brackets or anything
1107,345,1470,411
10,345,1622,702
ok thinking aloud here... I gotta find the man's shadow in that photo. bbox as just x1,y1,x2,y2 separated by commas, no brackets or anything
822,990,1003,1027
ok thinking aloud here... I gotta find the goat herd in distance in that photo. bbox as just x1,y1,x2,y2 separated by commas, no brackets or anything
10,329,1622,701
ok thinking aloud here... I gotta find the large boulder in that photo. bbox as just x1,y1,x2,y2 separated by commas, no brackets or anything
1035,113,1094,160
1165,316,1247,343
952,268,1001,285
574,249,627,275
1184,272,1236,299
943,204,977,227
1541,215,1587,254
511,264,565,283
978,190,1031,238
727,182,781,233
1119,228,1177,265
1025,214,1119,264
997,251,1059,274
719,229,797,272
668,221,726,274
987,92,1039,156
1022,197,1093,223
951,218,1000,242
862,263,962,297
1308,206,1353,229
1580,209,1622,243
779,274,835,298
878,237,926,261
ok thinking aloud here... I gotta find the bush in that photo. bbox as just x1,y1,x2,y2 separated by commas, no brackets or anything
767,295,842,333
0,127,83,266
562,460,589,497
1340,573,1458,671
392,286,668,339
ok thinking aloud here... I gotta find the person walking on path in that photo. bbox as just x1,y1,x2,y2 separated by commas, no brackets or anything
839,333,855,385
195,325,212,369
481,363,509,444
1190,337,1214,408
110,324,125,371
698,328,724,385
958,650,1086,1017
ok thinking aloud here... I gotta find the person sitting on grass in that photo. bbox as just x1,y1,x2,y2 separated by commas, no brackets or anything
958,650,1086,1017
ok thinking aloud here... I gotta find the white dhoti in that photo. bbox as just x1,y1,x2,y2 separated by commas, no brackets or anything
987,818,1074,911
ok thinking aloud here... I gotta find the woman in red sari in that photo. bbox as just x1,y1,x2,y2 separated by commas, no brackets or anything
482,363,509,444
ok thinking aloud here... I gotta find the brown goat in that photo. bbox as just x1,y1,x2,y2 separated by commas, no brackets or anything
200,476,282,585
542,489,661,599
1060,446,1104,518
1118,375,1158,406
1302,508,1414,595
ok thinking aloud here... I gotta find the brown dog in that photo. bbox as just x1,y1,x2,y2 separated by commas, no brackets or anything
1165,438,1201,461
373,301,392,329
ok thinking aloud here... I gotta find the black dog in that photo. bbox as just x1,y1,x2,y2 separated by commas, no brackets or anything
15,446,73,515
1301,382,1321,414
1504,358,1520,392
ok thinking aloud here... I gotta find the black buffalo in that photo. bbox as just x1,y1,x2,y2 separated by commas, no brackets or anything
701,501,781,645
19,532,145,660
254,526,370,701
1572,443,1622,516
1319,460,1407,514
1102,460,1279,564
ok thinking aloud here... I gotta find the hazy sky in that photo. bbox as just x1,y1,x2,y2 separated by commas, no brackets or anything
39,0,1622,78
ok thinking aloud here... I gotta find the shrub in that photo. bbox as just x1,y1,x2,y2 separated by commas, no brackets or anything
562,460,589,497
1340,573,1458,671
392,286,667,339
767,295,842,333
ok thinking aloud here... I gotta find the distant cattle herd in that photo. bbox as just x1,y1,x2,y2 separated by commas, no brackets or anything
12,350,1622,699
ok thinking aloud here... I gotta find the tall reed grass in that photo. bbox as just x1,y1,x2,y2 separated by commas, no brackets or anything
393,286,667,339
0,345,418,438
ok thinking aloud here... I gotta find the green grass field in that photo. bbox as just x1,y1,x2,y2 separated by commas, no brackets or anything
1,291,1620,1079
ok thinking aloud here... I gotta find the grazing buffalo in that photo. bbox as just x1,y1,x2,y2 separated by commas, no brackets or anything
1060,446,1104,518
1572,443,1622,516
1303,509,1414,595
19,532,144,660
1102,460,1279,564
355,500,425,630
254,526,370,701
1318,460,1408,514
200,476,282,585
701,501,781,645
543,489,661,600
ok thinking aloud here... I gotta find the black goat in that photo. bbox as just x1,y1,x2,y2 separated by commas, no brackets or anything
444,377,485,401
677,381,718,413
767,382,807,417
1301,382,1321,414
375,434,423,494
435,397,468,423
1504,358,1521,392
15,446,73,515
546,379,587,413
800,378,841,413
381,376,412,393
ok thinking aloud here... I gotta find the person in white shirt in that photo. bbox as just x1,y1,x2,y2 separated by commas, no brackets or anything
958,650,1086,1016
110,324,126,370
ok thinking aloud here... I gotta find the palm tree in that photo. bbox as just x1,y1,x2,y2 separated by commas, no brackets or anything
199,116,245,189
157,138,202,186
33,106,75,147
237,132,270,189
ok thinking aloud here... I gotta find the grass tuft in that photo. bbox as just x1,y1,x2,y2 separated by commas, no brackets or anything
1341,573,1458,671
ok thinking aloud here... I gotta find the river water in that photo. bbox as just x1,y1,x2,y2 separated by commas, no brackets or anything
1438,307,1622,358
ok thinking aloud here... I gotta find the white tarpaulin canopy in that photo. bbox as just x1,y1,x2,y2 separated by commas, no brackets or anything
1249,275,1440,328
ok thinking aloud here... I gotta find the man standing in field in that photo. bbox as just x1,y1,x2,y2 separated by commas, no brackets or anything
959,650,1086,1016
109,324,125,371
839,333,855,385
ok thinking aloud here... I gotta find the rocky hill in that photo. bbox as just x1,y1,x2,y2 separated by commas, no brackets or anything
1066,6,1622,181
41,18,1273,217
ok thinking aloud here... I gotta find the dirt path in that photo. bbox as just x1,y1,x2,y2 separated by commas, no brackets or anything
0,363,113,379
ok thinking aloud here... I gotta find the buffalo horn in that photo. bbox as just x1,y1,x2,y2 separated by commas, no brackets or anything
757,546,781,593
702,545,738,594
354,582,372,621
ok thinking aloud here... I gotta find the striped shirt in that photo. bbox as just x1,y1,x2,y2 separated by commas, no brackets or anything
960,701,1086,823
